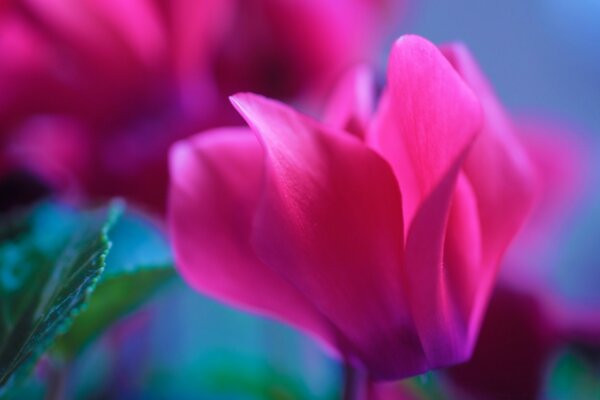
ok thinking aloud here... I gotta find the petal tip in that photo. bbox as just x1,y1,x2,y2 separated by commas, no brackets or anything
229,92,274,127
229,92,261,111
393,34,433,51
168,140,195,182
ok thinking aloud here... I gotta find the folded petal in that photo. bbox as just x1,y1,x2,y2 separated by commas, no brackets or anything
323,65,375,138
403,160,482,366
368,35,483,366
231,93,425,379
168,128,336,347
441,172,483,337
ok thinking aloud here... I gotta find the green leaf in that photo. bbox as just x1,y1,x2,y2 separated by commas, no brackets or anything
0,201,122,392
397,371,448,400
53,210,176,359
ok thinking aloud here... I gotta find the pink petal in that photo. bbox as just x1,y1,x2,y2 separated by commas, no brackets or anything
323,65,375,138
441,173,483,337
441,43,537,271
440,43,537,352
403,161,483,366
368,35,483,366
231,93,426,379
84,0,166,66
6,116,92,194
168,128,336,348
165,0,233,77
368,35,482,227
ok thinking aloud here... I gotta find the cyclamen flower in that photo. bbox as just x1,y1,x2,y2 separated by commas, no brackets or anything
0,0,403,212
168,35,536,379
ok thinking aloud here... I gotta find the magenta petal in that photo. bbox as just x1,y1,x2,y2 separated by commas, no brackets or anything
440,43,537,353
167,0,233,78
83,0,165,65
402,157,480,366
323,65,375,138
368,35,483,366
231,93,426,379
441,43,536,270
168,128,335,347
368,35,482,227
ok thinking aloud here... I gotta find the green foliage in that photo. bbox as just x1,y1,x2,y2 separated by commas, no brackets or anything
0,201,176,395
147,351,338,400
0,201,122,392
53,210,175,358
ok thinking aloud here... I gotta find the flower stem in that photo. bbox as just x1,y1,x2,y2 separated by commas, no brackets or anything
45,358,69,400
342,362,366,400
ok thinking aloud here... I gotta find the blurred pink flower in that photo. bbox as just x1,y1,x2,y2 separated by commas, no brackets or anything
0,0,404,212
445,285,559,400
168,35,536,380
502,119,591,294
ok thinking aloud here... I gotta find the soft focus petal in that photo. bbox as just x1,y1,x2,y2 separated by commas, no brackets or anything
504,119,590,287
503,120,599,339
6,115,92,195
154,0,233,114
161,0,233,78
323,65,375,138
213,0,403,101
519,119,589,224
231,93,425,379
369,35,484,366
4,0,161,124
83,0,166,65
0,12,60,132
441,43,537,272
168,128,335,347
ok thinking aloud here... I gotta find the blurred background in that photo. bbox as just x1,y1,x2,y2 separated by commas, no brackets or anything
1,0,599,399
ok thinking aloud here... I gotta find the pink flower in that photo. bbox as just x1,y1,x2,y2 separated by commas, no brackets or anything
168,35,536,380
0,0,404,212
